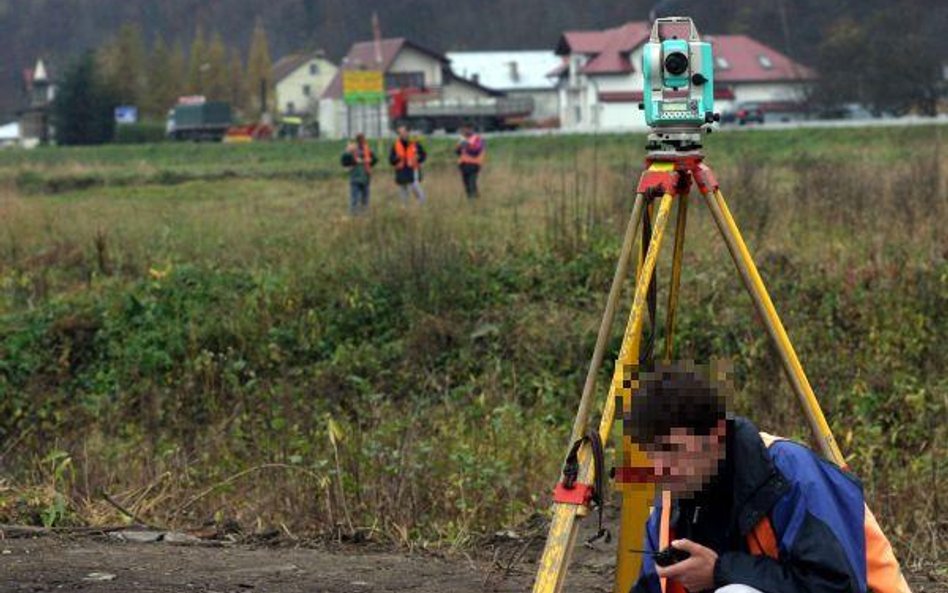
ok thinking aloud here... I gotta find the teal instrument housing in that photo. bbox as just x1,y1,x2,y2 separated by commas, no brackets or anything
642,17,716,129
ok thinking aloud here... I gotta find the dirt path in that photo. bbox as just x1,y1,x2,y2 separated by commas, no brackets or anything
0,535,612,593
1,532,943,593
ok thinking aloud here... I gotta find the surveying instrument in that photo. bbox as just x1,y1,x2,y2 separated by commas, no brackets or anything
532,17,846,593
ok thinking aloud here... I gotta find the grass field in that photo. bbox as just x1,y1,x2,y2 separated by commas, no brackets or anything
0,126,945,568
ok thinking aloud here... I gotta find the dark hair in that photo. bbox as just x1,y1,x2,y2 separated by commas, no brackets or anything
626,363,727,444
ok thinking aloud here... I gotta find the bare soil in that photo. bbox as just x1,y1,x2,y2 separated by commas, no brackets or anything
1,523,944,593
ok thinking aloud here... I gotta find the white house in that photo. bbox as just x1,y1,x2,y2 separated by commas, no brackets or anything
320,37,501,139
447,51,562,121
0,121,21,148
551,21,815,131
273,51,338,117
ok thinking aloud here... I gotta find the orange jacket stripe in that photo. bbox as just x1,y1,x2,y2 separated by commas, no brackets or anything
394,141,419,170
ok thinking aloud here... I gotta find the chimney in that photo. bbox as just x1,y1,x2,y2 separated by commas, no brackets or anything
508,61,520,83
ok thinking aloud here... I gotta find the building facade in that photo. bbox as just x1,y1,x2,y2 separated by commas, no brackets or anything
273,52,338,117
320,38,501,139
552,21,815,131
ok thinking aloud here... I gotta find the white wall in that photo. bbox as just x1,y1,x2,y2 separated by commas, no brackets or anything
599,103,646,129
731,81,808,104
276,57,338,116
508,89,558,120
319,98,392,140
390,47,444,87
558,49,646,131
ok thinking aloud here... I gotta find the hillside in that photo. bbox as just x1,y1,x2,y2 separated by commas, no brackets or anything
1,0,945,118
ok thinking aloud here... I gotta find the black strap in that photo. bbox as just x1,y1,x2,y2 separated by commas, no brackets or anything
562,430,611,545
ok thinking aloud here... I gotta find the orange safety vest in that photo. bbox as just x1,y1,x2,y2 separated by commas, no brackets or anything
458,134,485,166
658,432,911,593
357,142,373,174
394,140,420,170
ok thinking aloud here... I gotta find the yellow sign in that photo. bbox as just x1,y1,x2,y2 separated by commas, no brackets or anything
343,70,385,104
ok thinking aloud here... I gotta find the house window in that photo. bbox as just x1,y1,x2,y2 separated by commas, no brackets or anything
303,84,311,97
758,55,774,69
310,63,319,75
385,71,425,90
716,56,730,70
287,101,295,114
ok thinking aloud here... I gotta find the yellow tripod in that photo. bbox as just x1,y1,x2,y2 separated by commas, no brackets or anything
531,147,846,593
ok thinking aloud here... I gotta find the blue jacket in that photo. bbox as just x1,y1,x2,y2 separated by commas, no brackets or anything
632,417,906,593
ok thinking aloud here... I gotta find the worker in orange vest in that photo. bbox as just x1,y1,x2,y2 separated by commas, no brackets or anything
389,125,427,204
455,123,485,199
340,133,378,215
627,363,910,593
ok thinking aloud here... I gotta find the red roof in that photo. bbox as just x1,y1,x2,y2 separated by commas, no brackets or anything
555,21,651,75
553,22,814,82
322,38,449,100
708,35,815,82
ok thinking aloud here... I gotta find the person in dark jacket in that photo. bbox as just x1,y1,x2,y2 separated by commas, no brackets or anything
455,123,485,199
389,125,427,204
340,133,378,215
628,363,909,593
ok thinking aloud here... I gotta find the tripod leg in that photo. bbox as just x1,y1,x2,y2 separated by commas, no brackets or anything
570,193,647,443
663,194,689,361
612,192,676,593
533,193,676,593
703,188,845,467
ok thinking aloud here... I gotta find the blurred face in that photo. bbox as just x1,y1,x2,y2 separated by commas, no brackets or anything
398,126,409,140
643,420,726,498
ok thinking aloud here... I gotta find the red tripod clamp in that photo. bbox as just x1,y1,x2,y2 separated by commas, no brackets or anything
553,481,595,505
693,163,720,195
636,169,680,197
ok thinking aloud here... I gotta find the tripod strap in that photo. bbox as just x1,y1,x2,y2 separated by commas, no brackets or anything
555,430,611,545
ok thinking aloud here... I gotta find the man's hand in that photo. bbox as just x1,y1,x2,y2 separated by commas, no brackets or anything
656,539,719,592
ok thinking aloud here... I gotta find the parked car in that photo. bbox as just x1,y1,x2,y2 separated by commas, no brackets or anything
735,102,765,125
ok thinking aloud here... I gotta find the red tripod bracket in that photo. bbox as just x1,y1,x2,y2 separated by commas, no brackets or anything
613,466,660,484
636,169,681,197
693,163,720,195
553,481,595,506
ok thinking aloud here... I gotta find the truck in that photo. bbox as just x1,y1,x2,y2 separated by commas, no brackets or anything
388,88,533,134
166,99,233,141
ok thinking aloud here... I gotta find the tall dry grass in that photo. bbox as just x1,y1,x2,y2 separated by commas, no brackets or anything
0,129,945,565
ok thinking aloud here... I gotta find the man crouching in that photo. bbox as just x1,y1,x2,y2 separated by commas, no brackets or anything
629,363,910,593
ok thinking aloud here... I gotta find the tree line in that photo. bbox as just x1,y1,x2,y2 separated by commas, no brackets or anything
33,0,946,144
96,19,275,120
51,19,277,145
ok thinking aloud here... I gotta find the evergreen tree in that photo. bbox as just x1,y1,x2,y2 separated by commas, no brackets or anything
52,52,118,145
168,41,187,99
204,32,230,101
228,48,247,113
98,22,146,107
145,35,177,117
187,26,207,95
246,17,275,115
